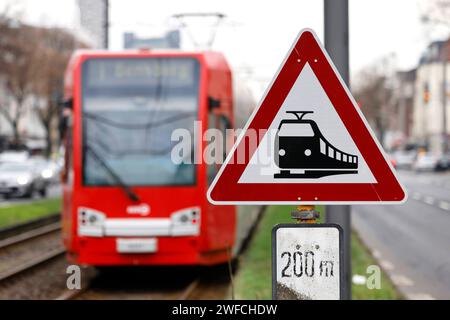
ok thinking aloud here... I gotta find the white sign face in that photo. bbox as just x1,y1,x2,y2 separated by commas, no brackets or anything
273,225,342,300
239,63,375,184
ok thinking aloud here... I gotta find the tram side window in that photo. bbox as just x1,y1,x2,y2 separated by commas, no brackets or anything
328,146,334,158
206,113,230,185
207,113,217,185
343,154,348,162
320,139,326,154
61,111,73,184
336,151,341,161
218,115,231,161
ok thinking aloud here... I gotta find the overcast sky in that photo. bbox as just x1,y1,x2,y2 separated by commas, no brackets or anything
1,0,448,94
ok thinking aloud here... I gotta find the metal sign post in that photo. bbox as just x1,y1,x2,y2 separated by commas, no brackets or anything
324,0,351,300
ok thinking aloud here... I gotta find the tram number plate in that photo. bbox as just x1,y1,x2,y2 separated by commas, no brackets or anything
272,224,343,300
116,238,158,253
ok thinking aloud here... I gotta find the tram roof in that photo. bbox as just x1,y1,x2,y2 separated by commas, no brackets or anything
67,49,230,72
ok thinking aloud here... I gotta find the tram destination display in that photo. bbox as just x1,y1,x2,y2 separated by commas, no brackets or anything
84,57,199,89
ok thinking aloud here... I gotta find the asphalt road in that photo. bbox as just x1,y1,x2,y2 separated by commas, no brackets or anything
352,170,450,300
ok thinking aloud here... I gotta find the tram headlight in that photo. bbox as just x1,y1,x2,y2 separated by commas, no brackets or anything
78,207,105,237
170,207,201,236
278,149,286,156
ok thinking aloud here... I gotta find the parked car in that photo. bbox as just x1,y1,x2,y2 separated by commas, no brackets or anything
393,150,416,170
0,161,47,198
435,153,450,171
413,153,439,172
30,158,62,184
0,151,29,164
389,156,397,169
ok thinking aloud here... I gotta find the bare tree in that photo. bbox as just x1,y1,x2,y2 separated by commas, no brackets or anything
0,16,41,146
353,61,395,146
1,8,84,155
32,27,80,156
421,0,450,26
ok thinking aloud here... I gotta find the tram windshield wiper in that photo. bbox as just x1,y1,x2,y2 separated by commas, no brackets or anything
85,144,140,202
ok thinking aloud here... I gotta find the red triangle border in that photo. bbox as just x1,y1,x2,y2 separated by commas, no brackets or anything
208,29,407,204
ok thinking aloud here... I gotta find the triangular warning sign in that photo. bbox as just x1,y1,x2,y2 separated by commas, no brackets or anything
208,29,406,204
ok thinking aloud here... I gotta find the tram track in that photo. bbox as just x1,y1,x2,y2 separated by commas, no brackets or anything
0,248,65,282
57,263,231,300
56,277,202,300
0,222,61,250
0,207,264,299
0,213,60,240
177,279,201,300
0,219,65,283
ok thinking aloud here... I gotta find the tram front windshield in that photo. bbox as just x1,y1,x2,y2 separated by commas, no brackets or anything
82,57,200,186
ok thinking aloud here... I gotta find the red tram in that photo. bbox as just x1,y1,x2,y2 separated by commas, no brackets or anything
60,50,260,266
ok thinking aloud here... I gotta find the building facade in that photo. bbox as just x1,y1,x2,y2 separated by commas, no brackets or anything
387,69,416,148
77,0,108,48
412,40,450,155
123,30,180,49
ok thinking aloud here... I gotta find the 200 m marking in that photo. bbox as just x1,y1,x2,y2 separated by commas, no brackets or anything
280,249,334,278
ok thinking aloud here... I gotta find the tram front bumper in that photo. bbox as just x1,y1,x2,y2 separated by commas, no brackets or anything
77,206,201,238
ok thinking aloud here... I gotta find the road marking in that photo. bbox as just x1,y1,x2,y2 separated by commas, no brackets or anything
380,260,394,271
424,196,435,205
408,293,435,300
412,192,421,200
438,201,450,211
372,250,381,259
391,274,414,287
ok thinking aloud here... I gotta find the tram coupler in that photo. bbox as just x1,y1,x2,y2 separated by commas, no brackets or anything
291,205,320,224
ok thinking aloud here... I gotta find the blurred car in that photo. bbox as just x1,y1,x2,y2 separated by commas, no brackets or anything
413,153,439,172
0,151,29,164
0,161,48,199
435,153,450,171
30,158,62,184
393,150,416,170
389,156,397,169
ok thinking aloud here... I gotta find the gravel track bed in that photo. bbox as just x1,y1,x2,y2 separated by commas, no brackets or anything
74,265,231,300
0,231,63,277
0,255,94,299
0,230,231,300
